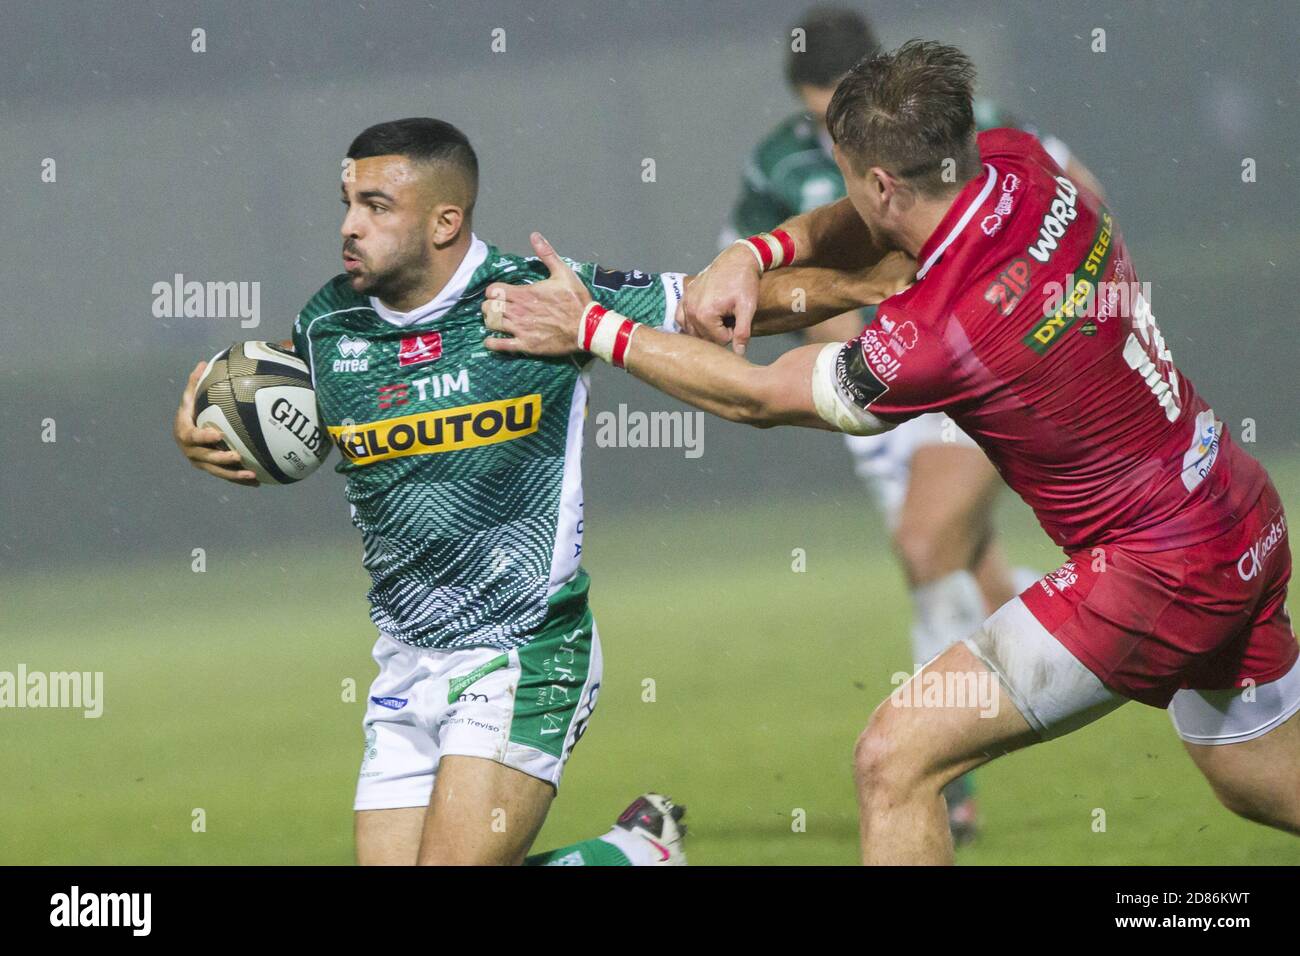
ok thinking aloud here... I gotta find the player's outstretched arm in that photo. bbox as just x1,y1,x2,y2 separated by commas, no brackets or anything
682,197,896,354
618,326,832,429
749,254,915,336
172,361,261,486
483,233,887,434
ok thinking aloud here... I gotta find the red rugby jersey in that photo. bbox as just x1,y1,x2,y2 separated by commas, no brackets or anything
839,128,1267,552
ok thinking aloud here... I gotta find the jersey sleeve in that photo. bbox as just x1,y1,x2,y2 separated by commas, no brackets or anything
288,275,360,386
811,308,957,434
290,313,309,363
288,311,319,391
571,262,687,333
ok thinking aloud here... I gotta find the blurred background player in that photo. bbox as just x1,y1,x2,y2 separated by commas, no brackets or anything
720,5,1104,842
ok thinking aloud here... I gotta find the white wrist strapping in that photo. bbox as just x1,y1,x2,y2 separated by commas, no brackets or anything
579,302,639,368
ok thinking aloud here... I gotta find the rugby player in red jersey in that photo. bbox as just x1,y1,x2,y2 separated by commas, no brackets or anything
481,40,1300,864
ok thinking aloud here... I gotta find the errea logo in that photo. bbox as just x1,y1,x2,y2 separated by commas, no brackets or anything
334,335,370,372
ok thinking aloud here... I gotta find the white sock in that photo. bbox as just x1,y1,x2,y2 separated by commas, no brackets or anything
909,570,987,669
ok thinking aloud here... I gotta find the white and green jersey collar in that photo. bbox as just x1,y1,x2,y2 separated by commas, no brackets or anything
369,234,489,328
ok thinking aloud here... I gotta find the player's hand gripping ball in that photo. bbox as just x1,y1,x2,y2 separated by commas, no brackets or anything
192,341,331,485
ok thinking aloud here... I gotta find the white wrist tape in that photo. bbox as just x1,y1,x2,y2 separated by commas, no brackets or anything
579,302,639,368
735,228,796,272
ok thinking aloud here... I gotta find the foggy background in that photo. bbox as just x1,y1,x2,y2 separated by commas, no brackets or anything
2,0,1296,575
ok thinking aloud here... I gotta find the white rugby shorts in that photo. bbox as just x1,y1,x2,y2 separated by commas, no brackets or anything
354,618,602,811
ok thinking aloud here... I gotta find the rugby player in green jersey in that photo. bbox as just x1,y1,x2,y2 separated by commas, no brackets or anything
172,118,904,866
719,6,1105,843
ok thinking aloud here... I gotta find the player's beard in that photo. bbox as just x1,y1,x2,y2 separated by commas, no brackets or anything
346,232,432,304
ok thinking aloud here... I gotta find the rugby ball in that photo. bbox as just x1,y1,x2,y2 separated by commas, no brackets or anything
194,341,331,485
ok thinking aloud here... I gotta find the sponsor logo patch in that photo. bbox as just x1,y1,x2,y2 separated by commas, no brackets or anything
338,335,369,358
834,340,890,410
592,266,654,292
878,315,918,353
329,394,541,465
1180,408,1222,492
1238,514,1287,581
1023,211,1114,354
860,332,900,381
984,258,1032,316
1027,175,1080,263
370,696,408,710
447,654,510,705
398,332,443,367
1048,561,1078,592
663,273,685,313
1038,561,1080,597
980,176,1020,236
377,383,409,410
333,335,371,372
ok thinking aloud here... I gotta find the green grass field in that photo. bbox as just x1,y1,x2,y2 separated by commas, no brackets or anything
4,457,1300,865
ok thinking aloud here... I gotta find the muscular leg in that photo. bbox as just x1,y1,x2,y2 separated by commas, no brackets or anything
417,755,555,865
355,807,426,866
855,641,1045,863
354,757,553,866
855,590,1136,865
1184,710,1300,835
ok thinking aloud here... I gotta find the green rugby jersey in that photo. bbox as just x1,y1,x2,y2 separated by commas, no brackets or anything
291,236,685,650
723,99,1063,241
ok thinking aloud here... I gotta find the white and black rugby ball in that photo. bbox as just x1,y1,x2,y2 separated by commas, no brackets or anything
194,341,331,485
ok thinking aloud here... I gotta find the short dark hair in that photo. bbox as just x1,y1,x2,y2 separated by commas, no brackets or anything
347,117,478,207
825,39,981,195
786,6,879,89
